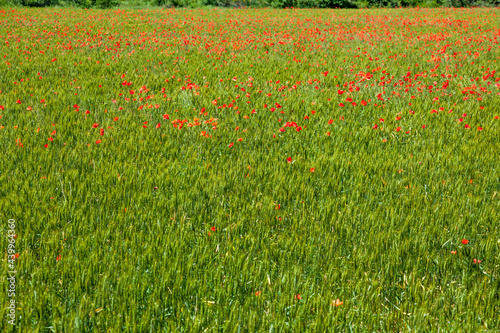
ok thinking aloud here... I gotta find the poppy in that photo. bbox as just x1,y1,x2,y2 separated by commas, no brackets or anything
461,239,469,245
287,157,292,163
333,299,343,306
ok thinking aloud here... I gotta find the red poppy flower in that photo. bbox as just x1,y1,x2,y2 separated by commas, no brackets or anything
96,139,101,144
228,142,234,148
287,157,292,163
92,123,99,128
464,124,471,129
461,239,469,245
156,123,161,129
51,58,57,62
477,127,483,131
44,144,49,148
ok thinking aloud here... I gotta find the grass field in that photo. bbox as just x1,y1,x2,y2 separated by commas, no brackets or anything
0,6,499,332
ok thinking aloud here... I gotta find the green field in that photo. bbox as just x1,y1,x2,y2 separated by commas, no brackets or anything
0,6,499,332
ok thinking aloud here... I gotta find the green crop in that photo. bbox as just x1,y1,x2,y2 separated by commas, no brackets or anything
0,7,499,332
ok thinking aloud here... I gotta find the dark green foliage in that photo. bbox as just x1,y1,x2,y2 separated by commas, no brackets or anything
362,0,499,6
267,0,356,8
14,0,59,7
69,0,119,8
6,0,499,8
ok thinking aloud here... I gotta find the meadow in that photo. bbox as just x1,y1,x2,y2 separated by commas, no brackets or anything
0,6,499,332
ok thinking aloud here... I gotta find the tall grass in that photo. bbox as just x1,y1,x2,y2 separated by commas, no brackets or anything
0,7,499,332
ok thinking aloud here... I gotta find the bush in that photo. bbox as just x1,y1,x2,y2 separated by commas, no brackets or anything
69,0,119,8
18,0,59,6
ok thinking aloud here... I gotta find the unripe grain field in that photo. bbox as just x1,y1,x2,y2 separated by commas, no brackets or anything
0,6,499,332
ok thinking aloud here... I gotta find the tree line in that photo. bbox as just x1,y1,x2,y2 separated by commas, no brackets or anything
3,0,499,13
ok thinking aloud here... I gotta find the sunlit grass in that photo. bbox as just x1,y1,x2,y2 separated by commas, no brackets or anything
0,6,499,332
